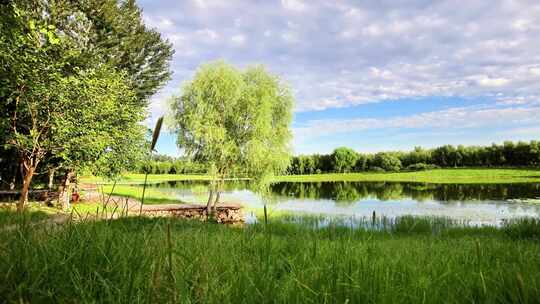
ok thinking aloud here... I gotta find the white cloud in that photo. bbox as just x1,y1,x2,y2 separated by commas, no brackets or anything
281,0,305,11
476,76,510,87
196,29,219,41
512,19,533,31
234,18,242,27
281,32,299,43
192,0,207,9
231,34,246,45
499,126,540,137
139,0,540,116
294,106,540,142
340,30,355,39
369,67,393,80
142,16,174,31
529,66,540,76
167,33,185,44
362,24,383,36
287,21,299,29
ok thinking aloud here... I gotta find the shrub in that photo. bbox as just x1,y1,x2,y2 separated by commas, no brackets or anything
331,147,358,173
406,163,440,171
503,218,540,240
373,153,402,172
369,166,385,173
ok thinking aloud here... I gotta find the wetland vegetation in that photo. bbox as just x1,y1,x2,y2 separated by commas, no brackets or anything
1,210,539,303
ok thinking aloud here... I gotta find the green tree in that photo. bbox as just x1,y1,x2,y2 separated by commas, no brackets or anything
51,67,146,209
373,153,402,172
331,147,358,173
0,2,67,210
69,0,174,103
0,2,146,210
170,61,294,213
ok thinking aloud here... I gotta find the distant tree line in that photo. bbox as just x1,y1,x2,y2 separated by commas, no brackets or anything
288,141,540,174
141,140,540,175
136,155,207,175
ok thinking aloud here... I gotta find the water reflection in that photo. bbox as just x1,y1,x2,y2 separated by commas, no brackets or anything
149,180,540,224
156,180,540,204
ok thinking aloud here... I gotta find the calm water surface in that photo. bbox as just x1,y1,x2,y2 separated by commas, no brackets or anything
147,180,540,225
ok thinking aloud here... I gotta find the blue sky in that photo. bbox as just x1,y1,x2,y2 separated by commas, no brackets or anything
140,0,540,156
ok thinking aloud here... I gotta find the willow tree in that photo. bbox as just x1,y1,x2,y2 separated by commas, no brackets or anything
331,147,358,173
170,61,294,213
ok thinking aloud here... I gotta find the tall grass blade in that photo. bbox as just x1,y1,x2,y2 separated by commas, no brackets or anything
264,204,268,226
140,116,164,214
150,116,164,151
139,173,149,215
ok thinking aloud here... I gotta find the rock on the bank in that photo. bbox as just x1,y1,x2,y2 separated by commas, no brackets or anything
140,203,244,223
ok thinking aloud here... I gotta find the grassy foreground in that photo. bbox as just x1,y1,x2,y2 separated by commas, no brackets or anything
82,168,540,185
1,211,539,303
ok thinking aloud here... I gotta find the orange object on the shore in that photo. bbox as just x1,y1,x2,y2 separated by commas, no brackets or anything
71,191,80,203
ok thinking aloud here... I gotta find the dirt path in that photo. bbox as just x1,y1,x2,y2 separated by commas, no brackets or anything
82,189,143,212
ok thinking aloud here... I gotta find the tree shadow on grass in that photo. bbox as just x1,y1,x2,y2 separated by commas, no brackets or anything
0,208,53,227
108,192,192,205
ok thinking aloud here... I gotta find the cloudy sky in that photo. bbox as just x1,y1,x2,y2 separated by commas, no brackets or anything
138,0,540,156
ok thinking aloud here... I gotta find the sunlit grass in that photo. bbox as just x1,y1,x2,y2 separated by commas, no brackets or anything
98,184,191,205
0,214,539,303
275,168,540,184
81,168,540,186
80,173,213,185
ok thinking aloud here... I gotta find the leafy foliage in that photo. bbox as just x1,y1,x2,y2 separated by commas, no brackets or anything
331,147,358,173
287,140,540,174
372,153,402,172
0,0,167,209
53,67,146,178
170,61,294,199
69,0,174,103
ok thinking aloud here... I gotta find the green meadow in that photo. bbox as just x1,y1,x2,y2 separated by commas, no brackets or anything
1,210,539,303
82,168,540,186
275,168,540,184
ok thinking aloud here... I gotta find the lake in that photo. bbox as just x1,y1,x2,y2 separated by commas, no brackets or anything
147,180,540,225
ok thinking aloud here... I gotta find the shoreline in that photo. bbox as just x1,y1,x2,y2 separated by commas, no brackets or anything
81,168,540,185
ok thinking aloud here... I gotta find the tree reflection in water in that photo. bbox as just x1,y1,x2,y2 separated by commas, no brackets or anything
156,180,540,204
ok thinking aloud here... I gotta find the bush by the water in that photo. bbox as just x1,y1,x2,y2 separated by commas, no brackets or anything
369,166,386,173
406,163,440,171
372,153,402,172
503,217,540,240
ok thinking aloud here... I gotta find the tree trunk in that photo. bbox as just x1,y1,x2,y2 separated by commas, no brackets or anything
17,165,35,212
212,177,224,210
47,167,56,191
58,170,74,211
206,190,214,215
212,191,221,211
